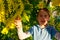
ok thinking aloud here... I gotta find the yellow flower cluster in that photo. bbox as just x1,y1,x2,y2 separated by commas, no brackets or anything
9,23,15,29
0,0,24,35
0,0,3,3
0,11,5,22
38,1,44,8
52,0,60,6
23,12,29,22
1,27,9,34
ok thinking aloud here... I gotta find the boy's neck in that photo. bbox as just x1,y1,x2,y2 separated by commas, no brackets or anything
39,24,47,29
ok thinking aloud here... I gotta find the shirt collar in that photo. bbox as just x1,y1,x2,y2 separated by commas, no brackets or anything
37,24,50,29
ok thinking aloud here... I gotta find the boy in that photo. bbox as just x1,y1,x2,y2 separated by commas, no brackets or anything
15,8,60,40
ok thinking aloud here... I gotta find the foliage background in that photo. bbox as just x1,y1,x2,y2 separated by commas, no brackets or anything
0,0,60,40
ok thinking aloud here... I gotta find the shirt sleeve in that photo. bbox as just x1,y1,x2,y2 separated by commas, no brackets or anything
28,26,34,35
51,26,57,37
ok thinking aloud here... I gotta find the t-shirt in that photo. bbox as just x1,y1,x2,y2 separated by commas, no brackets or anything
28,25,57,40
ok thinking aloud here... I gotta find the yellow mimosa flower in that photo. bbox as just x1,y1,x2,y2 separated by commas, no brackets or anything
9,23,15,29
1,27,8,34
52,0,60,6
0,0,2,3
38,1,44,8
24,12,29,22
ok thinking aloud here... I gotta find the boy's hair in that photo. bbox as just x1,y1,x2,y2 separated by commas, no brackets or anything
37,8,50,17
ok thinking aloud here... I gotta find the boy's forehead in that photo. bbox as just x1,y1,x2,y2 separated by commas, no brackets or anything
40,10,44,11
39,10,46,12
39,10,48,14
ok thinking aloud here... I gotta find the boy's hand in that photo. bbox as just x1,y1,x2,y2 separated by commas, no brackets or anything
14,16,22,29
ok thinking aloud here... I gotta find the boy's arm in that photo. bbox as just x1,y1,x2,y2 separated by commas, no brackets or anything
55,32,60,40
15,17,31,40
17,27,31,40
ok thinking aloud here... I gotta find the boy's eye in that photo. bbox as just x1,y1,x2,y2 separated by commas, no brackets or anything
40,15,43,17
40,15,47,17
44,15,47,17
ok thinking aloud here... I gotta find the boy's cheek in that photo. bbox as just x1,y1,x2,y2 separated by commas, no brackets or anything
47,18,50,21
45,17,50,21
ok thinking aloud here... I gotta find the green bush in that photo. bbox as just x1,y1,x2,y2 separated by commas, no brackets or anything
0,0,60,40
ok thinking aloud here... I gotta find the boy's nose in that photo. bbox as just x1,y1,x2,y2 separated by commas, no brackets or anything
42,16,45,19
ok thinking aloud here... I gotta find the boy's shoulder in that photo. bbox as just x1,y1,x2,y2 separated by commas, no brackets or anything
46,25,55,29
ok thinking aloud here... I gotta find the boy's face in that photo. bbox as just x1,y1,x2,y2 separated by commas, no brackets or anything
37,10,50,26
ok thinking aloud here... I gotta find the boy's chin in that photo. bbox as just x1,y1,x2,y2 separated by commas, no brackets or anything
40,23,47,25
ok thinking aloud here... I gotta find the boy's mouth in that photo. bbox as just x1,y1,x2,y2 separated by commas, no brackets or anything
41,21,45,23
